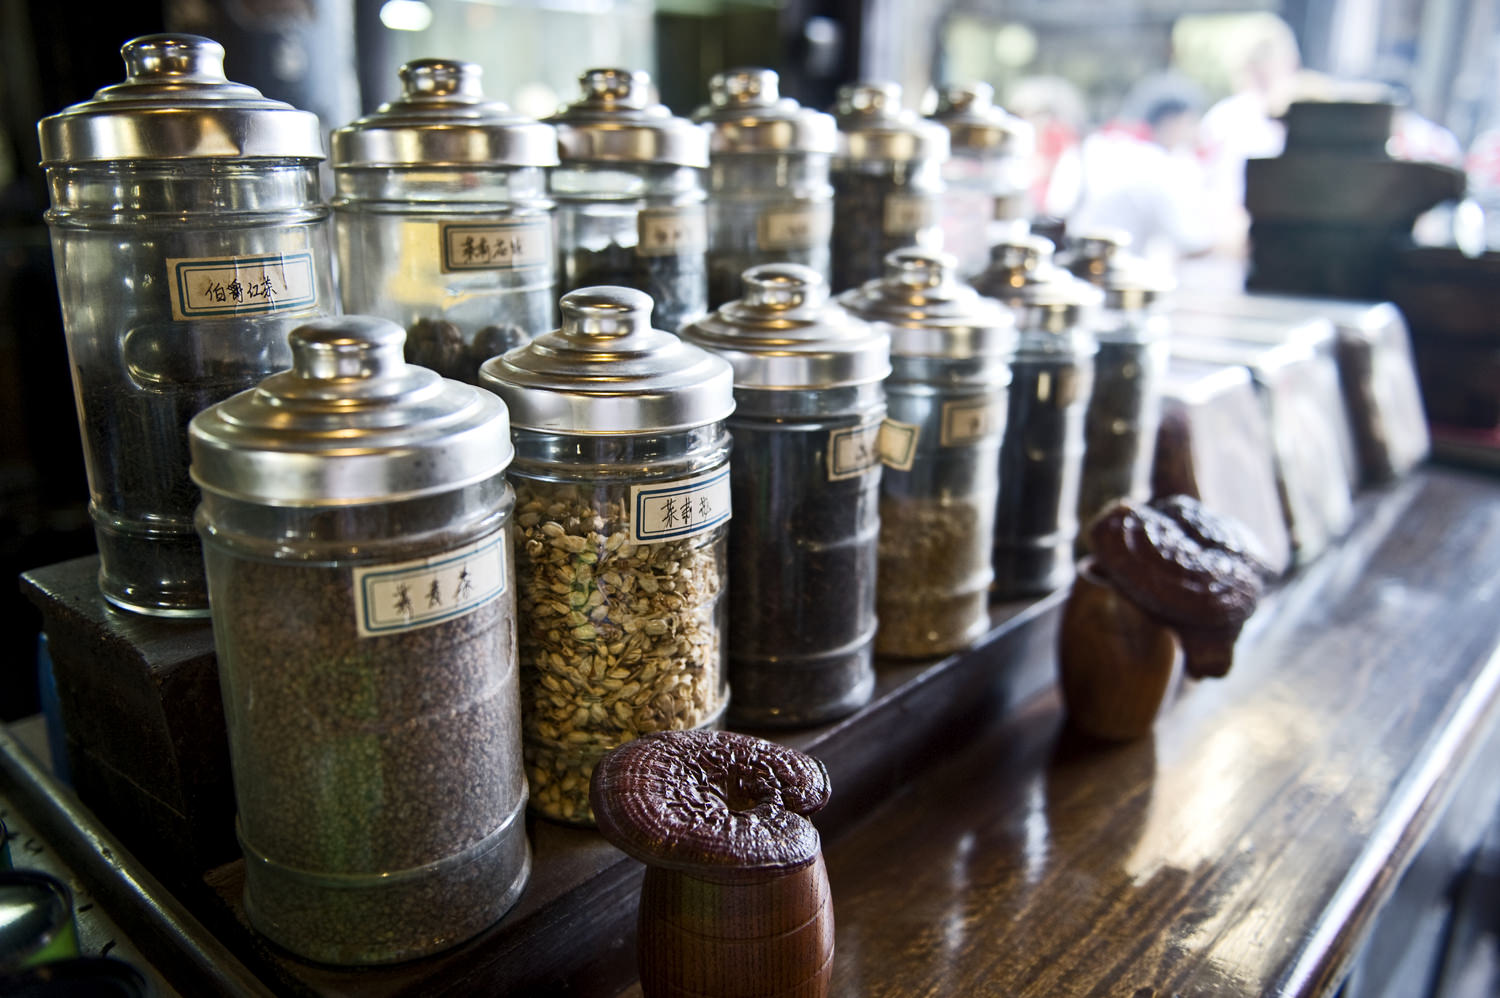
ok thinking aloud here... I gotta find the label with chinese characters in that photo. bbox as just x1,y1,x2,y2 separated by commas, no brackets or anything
628,467,732,544
352,535,506,638
167,252,319,321
827,422,882,481
757,203,834,251
882,194,938,236
939,397,1002,446
877,419,920,471
637,206,708,257
439,219,551,272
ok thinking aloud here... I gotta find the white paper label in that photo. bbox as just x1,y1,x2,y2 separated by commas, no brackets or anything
940,397,1002,446
629,467,732,544
439,219,551,272
167,252,319,320
637,206,708,257
877,419,920,471
882,194,938,236
827,422,882,481
757,203,834,251
352,536,506,638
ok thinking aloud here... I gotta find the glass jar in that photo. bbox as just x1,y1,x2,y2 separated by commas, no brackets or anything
682,264,888,725
332,60,558,384
1073,253,1172,554
693,69,837,308
928,83,1034,279
38,34,334,616
189,317,528,966
480,287,734,825
838,249,1015,658
547,69,709,332
831,83,949,293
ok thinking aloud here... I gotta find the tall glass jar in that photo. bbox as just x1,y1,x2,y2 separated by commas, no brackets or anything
693,69,837,308
831,83,949,293
189,317,528,966
480,287,734,825
682,264,889,725
838,249,1015,658
332,60,558,384
38,34,334,616
928,83,1034,279
547,70,709,332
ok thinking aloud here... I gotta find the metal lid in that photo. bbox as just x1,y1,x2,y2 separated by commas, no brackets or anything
480,286,734,434
680,264,889,389
692,68,837,155
331,59,557,169
1099,253,1175,310
1013,267,1103,336
189,316,512,506
837,249,1015,359
928,82,1033,155
547,69,708,167
972,233,1056,304
835,82,949,163
1063,228,1133,284
38,34,324,165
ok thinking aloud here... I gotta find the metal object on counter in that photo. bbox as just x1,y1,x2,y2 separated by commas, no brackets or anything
927,83,1034,278
37,33,335,618
190,317,528,965
0,871,78,971
830,83,949,292
838,249,1014,657
481,287,735,825
682,264,889,726
332,59,558,384
694,69,837,308
547,69,710,332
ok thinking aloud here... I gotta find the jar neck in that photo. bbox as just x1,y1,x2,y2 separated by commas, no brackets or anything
510,423,730,481
332,164,550,206
46,159,325,219
549,163,705,201
729,381,884,421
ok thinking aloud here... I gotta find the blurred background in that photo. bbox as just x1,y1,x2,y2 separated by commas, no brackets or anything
2,0,1498,719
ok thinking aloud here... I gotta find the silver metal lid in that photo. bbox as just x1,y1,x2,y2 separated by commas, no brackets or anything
929,83,1033,155
38,34,324,165
835,82,949,163
1099,253,1175,311
190,316,513,506
480,287,734,434
837,249,1015,359
692,68,837,155
680,264,889,389
1064,227,1133,284
972,234,1056,304
331,59,557,169
547,69,708,168
1013,267,1104,336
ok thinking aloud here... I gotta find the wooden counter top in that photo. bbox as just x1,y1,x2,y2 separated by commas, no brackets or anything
820,466,1500,997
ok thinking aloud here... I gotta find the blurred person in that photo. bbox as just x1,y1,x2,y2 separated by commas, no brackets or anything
1006,75,1087,217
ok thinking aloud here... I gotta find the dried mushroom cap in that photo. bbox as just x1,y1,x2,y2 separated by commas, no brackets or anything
1149,495,1272,577
590,730,831,877
1088,495,1266,679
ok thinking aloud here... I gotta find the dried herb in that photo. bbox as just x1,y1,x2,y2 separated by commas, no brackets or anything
563,242,707,333
1076,339,1164,553
875,493,994,657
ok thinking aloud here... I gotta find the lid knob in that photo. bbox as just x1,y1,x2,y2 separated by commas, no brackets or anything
885,248,955,290
710,68,779,107
936,81,994,114
560,287,655,340
740,263,826,310
580,68,651,109
838,82,902,115
399,59,483,99
290,317,407,381
121,34,226,83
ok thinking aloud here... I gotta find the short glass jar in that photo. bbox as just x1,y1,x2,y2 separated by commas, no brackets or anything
830,83,949,293
38,34,334,616
693,68,837,308
839,249,1015,658
682,264,889,725
189,317,528,966
547,70,709,332
481,287,735,825
332,59,558,383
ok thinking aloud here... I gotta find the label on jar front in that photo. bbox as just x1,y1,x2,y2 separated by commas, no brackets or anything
629,467,732,544
166,251,319,321
352,535,507,638
882,194,938,236
757,203,834,251
939,397,1002,446
637,206,708,257
827,422,883,481
877,418,920,471
439,219,552,272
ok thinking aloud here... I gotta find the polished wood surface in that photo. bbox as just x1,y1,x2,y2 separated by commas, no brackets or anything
823,467,1500,998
